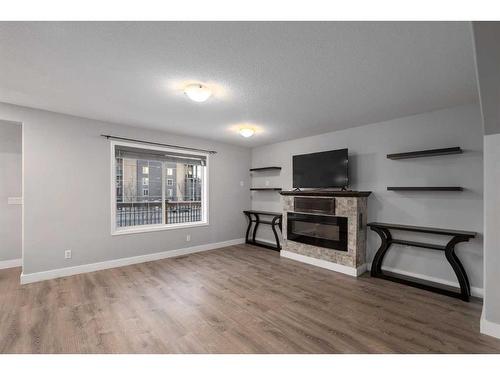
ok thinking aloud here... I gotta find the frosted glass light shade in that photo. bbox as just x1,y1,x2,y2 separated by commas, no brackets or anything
239,128,255,138
184,83,212,102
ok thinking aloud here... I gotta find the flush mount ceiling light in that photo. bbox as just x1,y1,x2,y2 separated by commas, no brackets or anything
184,83,212,102
239,127,255,138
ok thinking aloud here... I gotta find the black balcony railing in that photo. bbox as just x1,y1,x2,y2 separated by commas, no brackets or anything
116,200,202,227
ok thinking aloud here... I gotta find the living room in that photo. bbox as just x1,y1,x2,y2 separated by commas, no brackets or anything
1,1,500,372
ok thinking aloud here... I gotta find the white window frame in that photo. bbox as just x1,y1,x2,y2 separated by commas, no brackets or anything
167,178,173,186
142,166,149,174
110,140,209,235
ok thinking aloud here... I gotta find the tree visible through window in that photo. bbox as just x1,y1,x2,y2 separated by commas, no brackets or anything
113,142,207,231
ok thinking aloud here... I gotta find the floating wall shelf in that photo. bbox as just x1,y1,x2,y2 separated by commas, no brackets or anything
250,166,282,172
387,147,462,160
250,188,282,191
387,187,463,192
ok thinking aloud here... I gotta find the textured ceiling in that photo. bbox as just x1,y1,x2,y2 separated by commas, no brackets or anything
0,22,478,146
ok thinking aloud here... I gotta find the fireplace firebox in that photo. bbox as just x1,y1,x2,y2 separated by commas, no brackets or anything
287,212,348,252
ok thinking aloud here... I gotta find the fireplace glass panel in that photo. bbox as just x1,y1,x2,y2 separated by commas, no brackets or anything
292,221,340,241
287,212,348,251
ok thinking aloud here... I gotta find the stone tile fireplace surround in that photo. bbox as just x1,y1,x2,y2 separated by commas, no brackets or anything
280,190,371,276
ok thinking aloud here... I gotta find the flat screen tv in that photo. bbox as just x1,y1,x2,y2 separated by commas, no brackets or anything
293,148,348,189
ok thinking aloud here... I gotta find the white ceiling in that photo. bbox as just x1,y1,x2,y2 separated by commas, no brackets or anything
0,22,478,147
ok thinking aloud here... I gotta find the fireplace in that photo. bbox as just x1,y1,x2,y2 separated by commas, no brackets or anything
281,191,370,275
287,212,348,252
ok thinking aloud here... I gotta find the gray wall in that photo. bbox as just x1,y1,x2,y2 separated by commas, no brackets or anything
251,104,484,290
0,120,22,262
0,102,251,275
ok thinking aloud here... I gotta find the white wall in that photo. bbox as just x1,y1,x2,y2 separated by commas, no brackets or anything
0,102,251,276
251,104,484,291
472,21,500,338
0,120,22,263
482,134,500,335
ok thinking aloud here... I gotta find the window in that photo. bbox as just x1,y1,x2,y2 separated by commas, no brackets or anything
112,141,208,234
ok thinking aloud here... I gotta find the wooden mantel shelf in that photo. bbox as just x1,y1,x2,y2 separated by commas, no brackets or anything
280,190,372,197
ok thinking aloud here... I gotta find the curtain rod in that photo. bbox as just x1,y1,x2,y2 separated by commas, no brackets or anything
101,134,217,154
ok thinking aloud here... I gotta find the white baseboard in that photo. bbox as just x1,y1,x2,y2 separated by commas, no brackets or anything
481,310,500,339
280,250,366,277
20,238,245,284
0,258,22,270
366,263,483,298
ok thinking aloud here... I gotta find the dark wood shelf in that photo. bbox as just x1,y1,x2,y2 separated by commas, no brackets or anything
387,147,462,160
243,210,282,216
280,190,371,197
368,222,476,237
250,188,282,191
246,239,281,251
376,273,464,300
387,186,463,191
391,239,446,251
249,166,282,172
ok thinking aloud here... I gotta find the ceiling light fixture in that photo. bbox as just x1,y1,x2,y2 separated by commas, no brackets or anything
239,127,255,138
184,83,212,102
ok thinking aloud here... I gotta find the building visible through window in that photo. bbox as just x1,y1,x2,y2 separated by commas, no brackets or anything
113,143,207,231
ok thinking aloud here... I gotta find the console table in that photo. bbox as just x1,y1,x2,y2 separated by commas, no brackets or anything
243,210,282,251
367,222,476,301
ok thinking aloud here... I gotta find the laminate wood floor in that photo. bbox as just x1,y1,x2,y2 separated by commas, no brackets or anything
1,244,499,353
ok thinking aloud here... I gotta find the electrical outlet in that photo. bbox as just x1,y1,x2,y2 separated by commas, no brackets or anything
265,180,270,186
64,250,72,259
240,181,244,187
186,234,191,242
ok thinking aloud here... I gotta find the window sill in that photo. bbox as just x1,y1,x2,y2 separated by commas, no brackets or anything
111,221,209,236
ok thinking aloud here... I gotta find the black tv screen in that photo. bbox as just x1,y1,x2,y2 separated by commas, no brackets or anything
293,148,348,189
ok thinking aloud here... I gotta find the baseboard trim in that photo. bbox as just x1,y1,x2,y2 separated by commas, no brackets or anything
20,238,245,284
366,263,483,298
280,250,366,277
0,258,22,270
481,311,500,339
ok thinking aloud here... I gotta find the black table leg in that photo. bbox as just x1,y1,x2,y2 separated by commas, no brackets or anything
445,236,471,302
244,212,253,244
271,216,282,250
252,213,260,243
370,226,392,277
